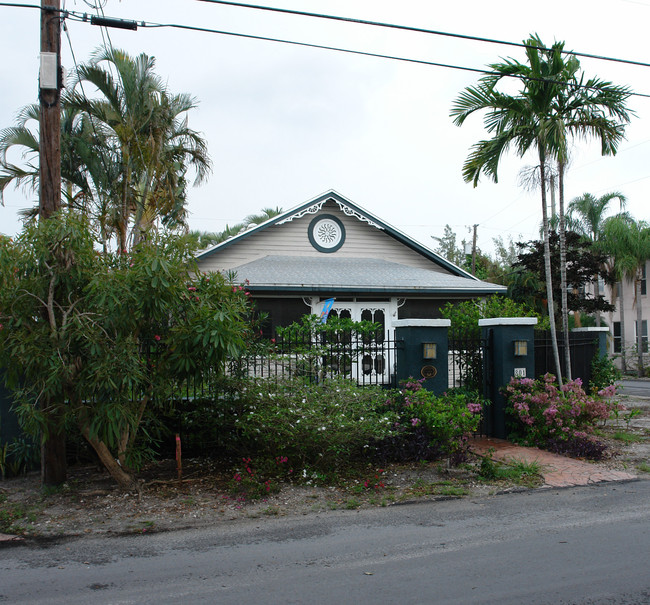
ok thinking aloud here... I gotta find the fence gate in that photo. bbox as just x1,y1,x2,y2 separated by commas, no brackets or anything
447,331,492,435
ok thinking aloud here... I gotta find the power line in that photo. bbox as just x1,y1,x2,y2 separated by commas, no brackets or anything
5,1,650,71
192,0,650,70
135,20,650,99
3,2,650,98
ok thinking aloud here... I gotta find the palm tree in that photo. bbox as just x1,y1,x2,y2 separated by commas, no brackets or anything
555,72,632,345
189,207,284,250
451,34,632,384
568,192,627,241
568,192,627,326
0,100,104,212
70,48,211,251
451,35,571,384
601,216,650,376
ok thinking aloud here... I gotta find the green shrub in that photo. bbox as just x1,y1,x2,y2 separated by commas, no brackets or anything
590,354,621,393
219,377,397,472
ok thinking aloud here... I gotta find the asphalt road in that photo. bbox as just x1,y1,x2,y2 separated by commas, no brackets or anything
1,480,648,604
619,379,650,398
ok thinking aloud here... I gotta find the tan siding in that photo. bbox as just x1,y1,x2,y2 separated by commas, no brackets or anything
198,202,450,275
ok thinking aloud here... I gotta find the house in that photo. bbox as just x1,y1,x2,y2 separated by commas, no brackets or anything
196,190,506,336
603,260,649,371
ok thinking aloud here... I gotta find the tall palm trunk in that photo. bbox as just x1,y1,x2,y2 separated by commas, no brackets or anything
540,155,563,386
557,161,572,380
619,279,627,373
635,273,645,377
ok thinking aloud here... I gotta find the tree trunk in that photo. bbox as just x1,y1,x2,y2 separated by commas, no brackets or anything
539,156,563,386
620,279,627,374
557,162,572,380
81,425,138,491
41,405,66,486
636,276,645,377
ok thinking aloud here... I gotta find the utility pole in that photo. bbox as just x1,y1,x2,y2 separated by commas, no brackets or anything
39,0,61,219
471,224,478,277
39,0,66,485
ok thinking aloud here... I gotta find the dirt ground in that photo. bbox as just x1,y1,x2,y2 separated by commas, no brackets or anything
1,396,648,540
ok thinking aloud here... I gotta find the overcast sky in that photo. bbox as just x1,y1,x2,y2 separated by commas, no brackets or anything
1,0,648,255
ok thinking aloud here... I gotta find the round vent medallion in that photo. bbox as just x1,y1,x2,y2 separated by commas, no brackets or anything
308,214,345,253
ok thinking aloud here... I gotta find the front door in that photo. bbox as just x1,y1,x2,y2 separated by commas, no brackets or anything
321,301,394,384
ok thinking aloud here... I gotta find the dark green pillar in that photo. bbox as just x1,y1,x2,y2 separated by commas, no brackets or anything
479,318,537,439
572,327,609,357
393,319,450,394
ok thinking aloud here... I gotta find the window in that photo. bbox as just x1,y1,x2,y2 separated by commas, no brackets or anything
634,320,648,353
613,322,621,353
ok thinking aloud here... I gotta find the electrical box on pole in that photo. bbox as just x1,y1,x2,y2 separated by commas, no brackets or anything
39,0,62,221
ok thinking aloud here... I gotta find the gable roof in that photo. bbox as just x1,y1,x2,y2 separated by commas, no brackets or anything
226,255,504,295
196,190,506,297
197,189,474,279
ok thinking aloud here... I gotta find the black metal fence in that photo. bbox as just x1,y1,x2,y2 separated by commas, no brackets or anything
226,331,400,388
534,330,599,385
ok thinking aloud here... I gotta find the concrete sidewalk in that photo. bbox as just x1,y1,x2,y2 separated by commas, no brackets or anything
470,437,637,488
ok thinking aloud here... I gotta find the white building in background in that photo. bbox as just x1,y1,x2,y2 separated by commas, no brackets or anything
604,260,649,373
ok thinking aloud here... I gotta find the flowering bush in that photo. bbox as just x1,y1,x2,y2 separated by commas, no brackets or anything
222,377,398,473
228,457,281,500
504,373,624,454
373,379,485,462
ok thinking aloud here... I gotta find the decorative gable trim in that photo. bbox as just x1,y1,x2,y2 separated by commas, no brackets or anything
277,197,383,230
196,190,476,281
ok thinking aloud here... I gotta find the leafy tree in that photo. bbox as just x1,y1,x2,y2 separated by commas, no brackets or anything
0,213,253,489
441,295,544,337
511,231,615,319
432,224,465,266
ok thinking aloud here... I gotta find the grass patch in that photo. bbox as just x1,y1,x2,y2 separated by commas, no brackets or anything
262,506,280,516
636,462,650,474
0,493,38,534
612,431,643,444
407,479,469,498
344,498,361,510
478,455,543,488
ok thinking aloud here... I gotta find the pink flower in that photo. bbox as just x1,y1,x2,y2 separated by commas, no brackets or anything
154,335,161,341
188,286,197,291
411,418,420,427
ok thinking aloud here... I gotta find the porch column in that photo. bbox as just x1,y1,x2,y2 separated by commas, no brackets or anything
393,319,450,394
479,317,537,439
